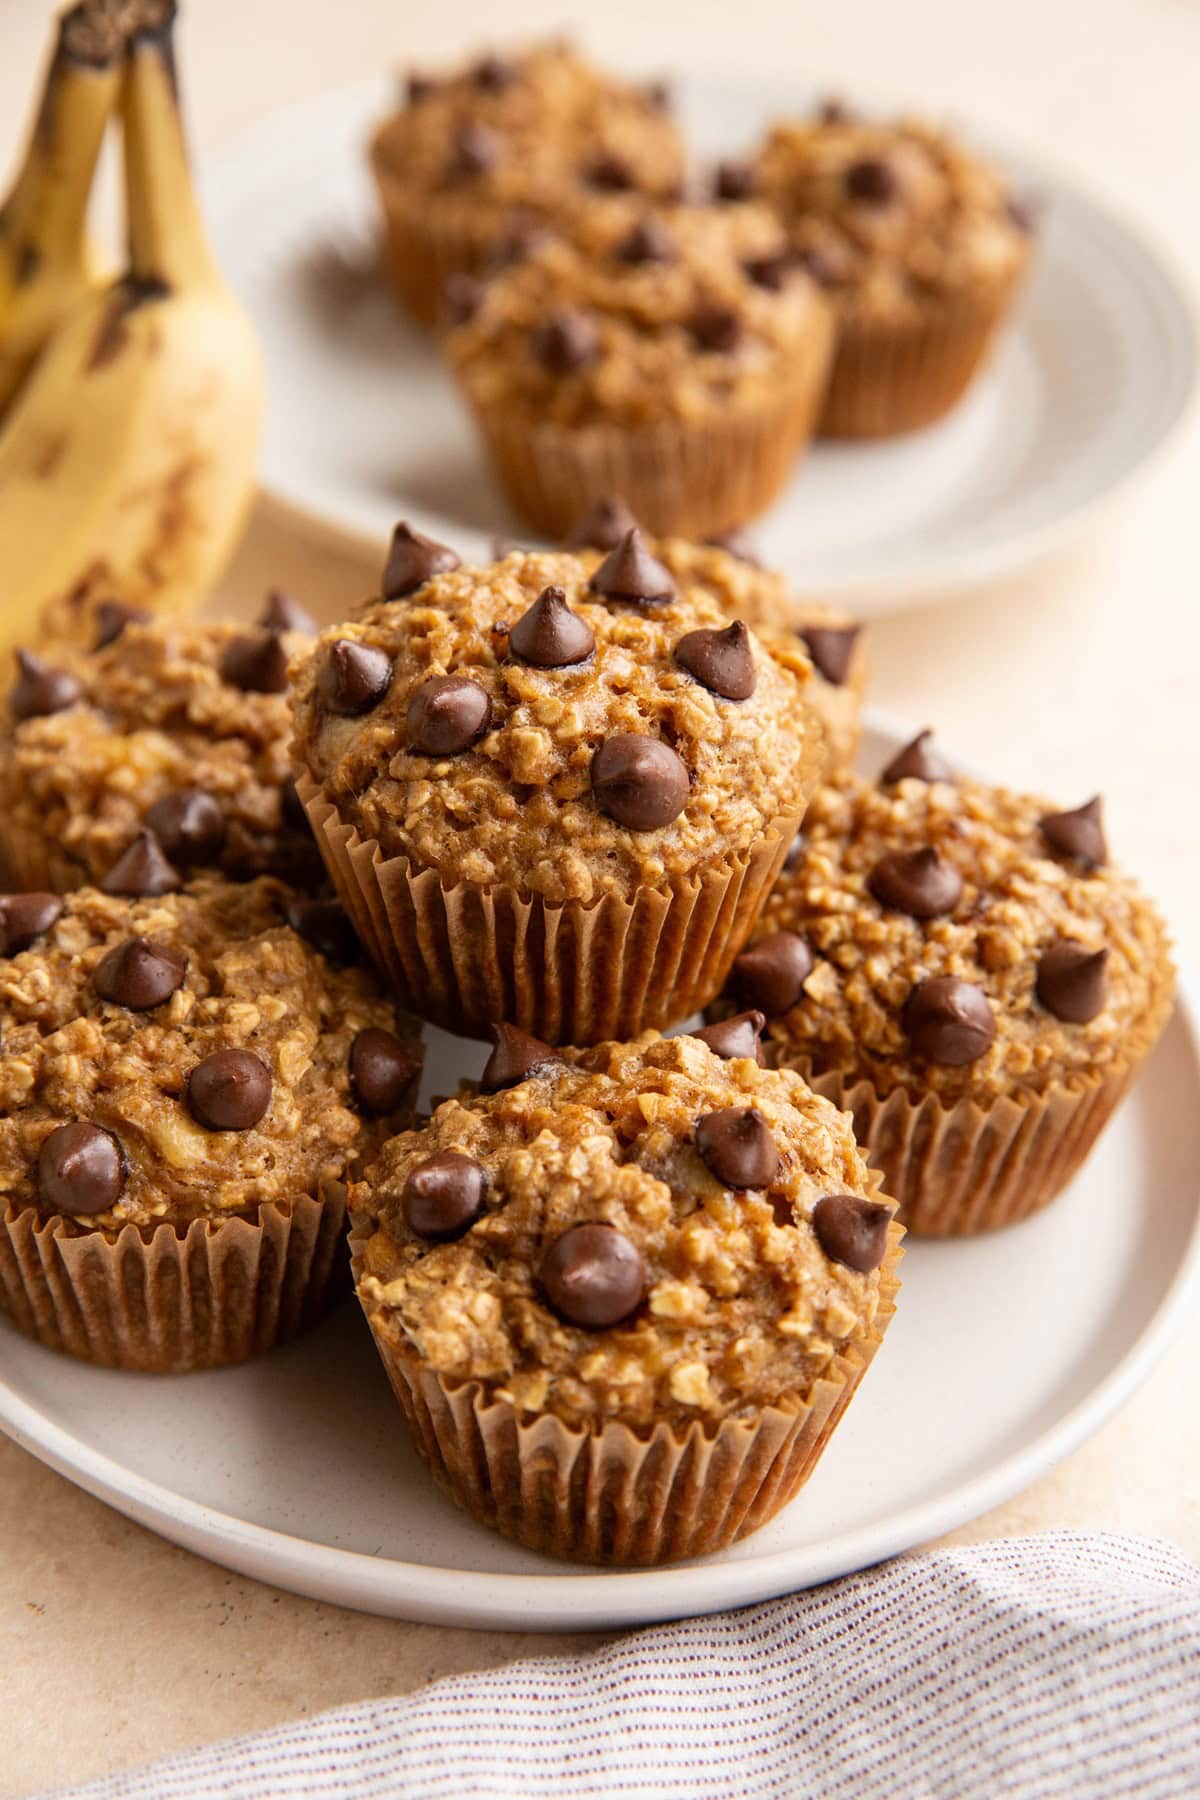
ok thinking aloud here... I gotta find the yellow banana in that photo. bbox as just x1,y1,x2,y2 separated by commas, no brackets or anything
0,2,264,653
0,2,123,420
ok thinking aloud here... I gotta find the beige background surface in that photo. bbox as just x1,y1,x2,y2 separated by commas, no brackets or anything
2,0,1199,1793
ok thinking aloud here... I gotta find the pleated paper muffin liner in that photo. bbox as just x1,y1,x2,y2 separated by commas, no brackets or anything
818,268,1027,441
350,1219,902,1566
371,149,500,328
459,346,834,541
298,774,806,1045
0,1185,348,1373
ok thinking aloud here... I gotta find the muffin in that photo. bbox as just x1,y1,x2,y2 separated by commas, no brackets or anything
369,41,685,327
292,533,824,1044
443,200,835,538
350,1029,901,1565
0,875,423,1370
564,498,867,773
748,108,1033,437
719,736,1173,1234
0,598,322,892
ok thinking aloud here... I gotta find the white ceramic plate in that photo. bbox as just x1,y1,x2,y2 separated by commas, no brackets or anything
2,716,1198,1631
199,73,1198,611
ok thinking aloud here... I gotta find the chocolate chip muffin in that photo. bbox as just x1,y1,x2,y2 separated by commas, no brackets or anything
369,40,685,326
718,735,1173,1234
564,499,867,773
0,599,322,893
443,199,835,538
350,1028,901,1564
292,532,824,1043
0,876,423,1370
749,106,1033,437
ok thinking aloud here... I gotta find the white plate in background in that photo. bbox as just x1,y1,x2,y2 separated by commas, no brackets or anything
200,73,1199,610
2,715,1198,1631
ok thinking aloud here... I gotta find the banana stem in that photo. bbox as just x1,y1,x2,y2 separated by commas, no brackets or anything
122,3,220,291
1,12,123,272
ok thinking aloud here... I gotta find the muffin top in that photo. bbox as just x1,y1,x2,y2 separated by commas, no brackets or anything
0,601,321,888
353,1031,899,1431
727,739,1173,1105
751,110,1032,318
444,201,833,428
293,539,821,904
0,877,422,1231
371,41,683,220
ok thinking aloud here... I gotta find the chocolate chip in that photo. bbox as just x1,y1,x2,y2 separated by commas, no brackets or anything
284,896,358,964
689,305,742,352
869,846,963,919
693,1010,767,1064
452,121,502,177
0,893,63,955
403,1150,487,1241
100,829,181,897
674,621,757,701
531,309,600,375
588,528,676,606
480,1022,562,1093
742,254,794,292
318,639,393,716
349,1028,419,1115
407,674,492,755
817,97,852,125
584,152,633,191
591,734,689,831
1006,195,1037,233
730,932,813,1015
442,272,485,327
219,628,289,695
812,1194,892,1273
799,624,860,686
141,788,226,866
902,976,996,1065
1036,942,1109,1024
845,157,897,204
713,159,757,201
381,521,462,599
1039,797,1107,869
881,730,954,786
92,601,149,650
259,591,316,635
281,776,307,831
795,243,854,289
540,1222,645,1328
94,937,187,1010
37,1122,124,1216
187,1049,272,1131
406,72,434,105
616,217,675,265
696,1106,779,1190
10,650,83,722
564,496,639,550
509,585,594,668
704,527,763,567
643,79,671,111
492,218,553,266
473,54,517,91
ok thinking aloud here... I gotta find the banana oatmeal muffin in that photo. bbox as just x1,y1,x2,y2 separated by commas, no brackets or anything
0,599,321,892
749,106,1033,437
444,200,835,538
350,1028,901,1564
719,734,1173,1234
293,532,824,1043
369,40,685,326
564,499,866,772
0,875,423,1370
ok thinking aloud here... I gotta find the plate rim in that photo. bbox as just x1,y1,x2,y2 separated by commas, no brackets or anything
2,709,1198,1632
202,71,1200,611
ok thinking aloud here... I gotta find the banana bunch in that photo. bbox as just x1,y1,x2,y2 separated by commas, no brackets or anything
0,0,263,653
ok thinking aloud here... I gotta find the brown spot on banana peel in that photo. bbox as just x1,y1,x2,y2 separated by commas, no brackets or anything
87,275,171,372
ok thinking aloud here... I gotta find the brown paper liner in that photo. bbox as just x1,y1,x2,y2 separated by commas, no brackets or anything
298,774,806,1044
0,1187,348,1372
819,269,1026,440
372,152,502,328
459,341,833,541
351,1219,902,1566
